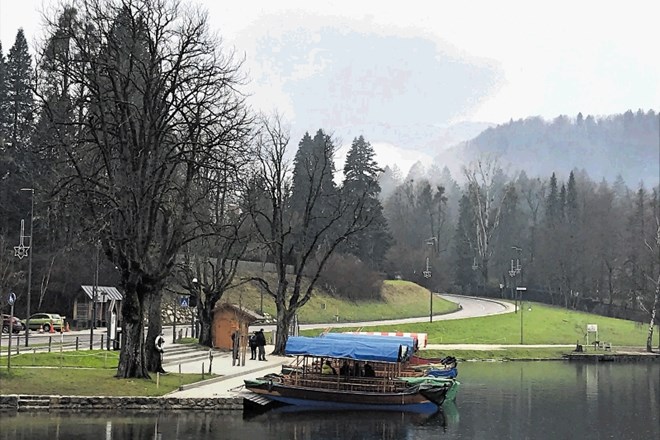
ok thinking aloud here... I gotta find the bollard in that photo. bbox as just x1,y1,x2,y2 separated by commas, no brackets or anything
76,336,79,351
179,364,182,390
100,334,104,349
208,351,213,374
202,362,205,380
33,349,36,366
48,336,52,352
16,336,20,354
156,372,160,388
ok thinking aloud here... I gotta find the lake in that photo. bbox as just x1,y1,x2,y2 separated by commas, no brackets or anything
1,361,658,439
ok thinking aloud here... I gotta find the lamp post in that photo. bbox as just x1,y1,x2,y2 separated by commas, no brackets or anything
20,188,34,347
423,257,432,322
192,278,202,339
509,246,523,313
424,237,436,323
90,242,100,350
517,287,527,344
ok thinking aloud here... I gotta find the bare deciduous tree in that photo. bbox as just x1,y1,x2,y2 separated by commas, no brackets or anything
463,155,510,286
245,114,376,354
36,0,250,378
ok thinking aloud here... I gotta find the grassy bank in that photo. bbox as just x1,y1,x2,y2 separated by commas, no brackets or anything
221,279,459,323
0,367,206,396
308,302,656,348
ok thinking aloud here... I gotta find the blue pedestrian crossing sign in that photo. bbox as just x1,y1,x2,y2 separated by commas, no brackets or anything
179,296,189,307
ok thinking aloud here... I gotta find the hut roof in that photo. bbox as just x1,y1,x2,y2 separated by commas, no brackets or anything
81,286,123,302
212,303,264,322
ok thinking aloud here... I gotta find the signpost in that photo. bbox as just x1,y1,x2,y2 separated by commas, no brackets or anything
7,292,16,370
516,287,527,344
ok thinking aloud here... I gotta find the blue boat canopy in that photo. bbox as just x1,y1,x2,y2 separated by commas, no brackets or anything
285,336,410,363
321,332,417,352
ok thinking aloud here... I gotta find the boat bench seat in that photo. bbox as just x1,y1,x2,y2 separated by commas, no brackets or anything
284,376,409,393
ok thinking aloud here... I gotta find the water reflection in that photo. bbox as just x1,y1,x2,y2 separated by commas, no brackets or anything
1,362,658,440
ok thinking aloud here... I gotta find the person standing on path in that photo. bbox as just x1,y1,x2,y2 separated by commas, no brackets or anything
255,328,267,361
249,332,258,360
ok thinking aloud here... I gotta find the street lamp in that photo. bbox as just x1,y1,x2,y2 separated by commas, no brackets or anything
90,242,100,350
517,287,527,344
423,257,433,322
509,246,523,313
19,188,34,347
424,237,436,323
191,278,202,339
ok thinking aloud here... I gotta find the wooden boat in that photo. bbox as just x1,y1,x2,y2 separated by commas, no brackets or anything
244,335,458,413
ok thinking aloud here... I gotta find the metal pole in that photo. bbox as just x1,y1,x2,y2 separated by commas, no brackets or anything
22,188,34,347
429,290,433,323
90,245,99,350
521,300,524,344
172,300,177,344
517,287,526,344
8,302,14,370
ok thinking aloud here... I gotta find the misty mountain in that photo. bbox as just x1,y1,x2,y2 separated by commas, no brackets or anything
435,109,659,186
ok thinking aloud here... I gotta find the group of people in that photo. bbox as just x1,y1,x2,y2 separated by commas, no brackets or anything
322,360,375,377
248,328,267,361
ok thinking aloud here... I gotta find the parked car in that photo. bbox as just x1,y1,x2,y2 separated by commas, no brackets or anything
26,313,66,332
2,314,24,334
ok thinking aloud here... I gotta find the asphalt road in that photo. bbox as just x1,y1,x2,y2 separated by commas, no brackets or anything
0,294,514,352
250,293,515,333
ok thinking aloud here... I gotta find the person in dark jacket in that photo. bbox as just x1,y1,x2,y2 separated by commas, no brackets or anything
248,332,258,360
255,328,267,361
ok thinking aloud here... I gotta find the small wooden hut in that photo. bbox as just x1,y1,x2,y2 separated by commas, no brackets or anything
72,285,123,330
211,303,263,349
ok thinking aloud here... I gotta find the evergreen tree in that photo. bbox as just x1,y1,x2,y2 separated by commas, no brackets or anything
6,29,34,161
566,171,579,225
341,135,391,268
545,172,559,226
290,129,338,253
0,42,8,147
559,183,567,221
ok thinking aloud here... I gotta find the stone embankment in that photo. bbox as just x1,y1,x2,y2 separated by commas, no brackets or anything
0,395,242,412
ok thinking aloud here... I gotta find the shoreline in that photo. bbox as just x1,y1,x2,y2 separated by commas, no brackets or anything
2,352,657,413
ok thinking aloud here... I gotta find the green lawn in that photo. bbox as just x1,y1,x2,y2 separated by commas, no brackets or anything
421,347,573,361
222,279,459,323
302,302,657,348
0,350,119,368
0,367,206,396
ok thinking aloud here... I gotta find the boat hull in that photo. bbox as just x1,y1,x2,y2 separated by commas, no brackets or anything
245,378,444,413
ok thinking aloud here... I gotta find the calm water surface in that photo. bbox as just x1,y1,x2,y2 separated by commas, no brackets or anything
1,362,658,439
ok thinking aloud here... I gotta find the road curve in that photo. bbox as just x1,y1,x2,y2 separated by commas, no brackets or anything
251,294,515,332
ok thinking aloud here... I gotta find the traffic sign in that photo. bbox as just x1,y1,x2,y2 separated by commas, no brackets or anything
179,296,189,307
7,291,16,305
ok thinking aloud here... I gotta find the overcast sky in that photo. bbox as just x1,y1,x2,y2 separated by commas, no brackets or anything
1,0,658,171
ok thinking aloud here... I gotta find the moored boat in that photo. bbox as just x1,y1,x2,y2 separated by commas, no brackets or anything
244,335,458,413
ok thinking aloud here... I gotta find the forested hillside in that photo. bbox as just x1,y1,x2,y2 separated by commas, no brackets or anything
443,110,659,187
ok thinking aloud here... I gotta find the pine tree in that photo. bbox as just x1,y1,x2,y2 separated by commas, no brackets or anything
545,172,559,226
341,135,391,268
290,129,338,249
6,29,34,160
566,171,579,225
0,42,8,147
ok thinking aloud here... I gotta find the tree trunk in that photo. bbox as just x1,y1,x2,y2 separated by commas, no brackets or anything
146,290,166,373
273,308,293,355
646,274,660,352
116,286,150,379
198,305,213,347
